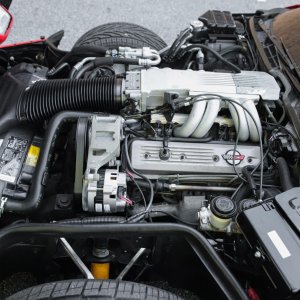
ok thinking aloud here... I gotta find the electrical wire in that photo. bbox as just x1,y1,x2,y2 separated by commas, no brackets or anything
126,171,147,209
150,210,198,226
127,209,198,226
262,121,300,151
178,44,241,73
164,28,192,62
177,94,264,200
231,150,270,201
123,135,154,223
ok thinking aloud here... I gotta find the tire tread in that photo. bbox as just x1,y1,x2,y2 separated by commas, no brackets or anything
74,22,167,51
7,279,181,300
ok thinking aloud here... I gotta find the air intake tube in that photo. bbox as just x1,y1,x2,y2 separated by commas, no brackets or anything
17,77,124,122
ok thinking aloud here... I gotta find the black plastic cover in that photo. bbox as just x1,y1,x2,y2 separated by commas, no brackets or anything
274,188,300,237
200,10,236,34
237,197,300,296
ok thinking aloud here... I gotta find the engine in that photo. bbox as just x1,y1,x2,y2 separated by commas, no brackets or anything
1,9,300,299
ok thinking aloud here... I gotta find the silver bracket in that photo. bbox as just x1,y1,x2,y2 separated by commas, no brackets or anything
60,237,94,279
116,248,146,280
82,115,124,212
0,197,7,218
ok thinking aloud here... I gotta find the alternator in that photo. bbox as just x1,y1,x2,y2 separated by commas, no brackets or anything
82,115,127,213
84,168,127,213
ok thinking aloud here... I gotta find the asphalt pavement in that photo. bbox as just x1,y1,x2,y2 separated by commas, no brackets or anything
4,0,300,49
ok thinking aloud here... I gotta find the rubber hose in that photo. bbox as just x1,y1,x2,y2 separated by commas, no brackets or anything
72,57,136,79
73,61,95,79
58,216,126,224
5,111,94,214
277,157,294,191
205,45,248,69
54,45,108,68
17,77,123,122
242,166,257,198
232,185,251,202
179,44,241,73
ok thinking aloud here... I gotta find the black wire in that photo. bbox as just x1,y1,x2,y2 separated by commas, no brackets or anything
151,210,198,226
184,94,264,199
127,173,147,209
164,28,192,61
178,44,241,73
205,45,249,70
230,100,248,183
231,150,271,200
262,121,300,151
127,209,198,226
133,264,151,282
123,135,154,223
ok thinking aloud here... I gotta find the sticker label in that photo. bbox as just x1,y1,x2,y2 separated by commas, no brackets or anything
222,149,245,165
25,145,40,167
0,136,28,183
268,230,291,259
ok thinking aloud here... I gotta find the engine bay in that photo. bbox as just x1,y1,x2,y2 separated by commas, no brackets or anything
0,8,300,300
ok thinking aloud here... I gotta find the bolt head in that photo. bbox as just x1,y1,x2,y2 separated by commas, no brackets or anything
190,20,204,31
254,251,262,258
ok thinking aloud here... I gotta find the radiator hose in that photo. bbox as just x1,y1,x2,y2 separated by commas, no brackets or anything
17,77,123,122
277,157,294,191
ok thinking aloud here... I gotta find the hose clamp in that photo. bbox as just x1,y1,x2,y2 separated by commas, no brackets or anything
0,197,8,218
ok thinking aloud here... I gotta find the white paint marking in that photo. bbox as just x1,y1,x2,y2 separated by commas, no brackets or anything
268,230,291,259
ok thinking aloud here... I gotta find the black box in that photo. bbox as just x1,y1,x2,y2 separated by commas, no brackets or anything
237,188,300,296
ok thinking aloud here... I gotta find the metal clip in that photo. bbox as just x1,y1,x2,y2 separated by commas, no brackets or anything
0,197,8,218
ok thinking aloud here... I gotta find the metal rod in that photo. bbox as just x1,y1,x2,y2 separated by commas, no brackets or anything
116,248,146,280
60,237,94,279
169,184,236,192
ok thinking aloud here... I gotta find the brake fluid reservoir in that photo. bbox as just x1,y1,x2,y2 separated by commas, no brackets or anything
210,196,237,230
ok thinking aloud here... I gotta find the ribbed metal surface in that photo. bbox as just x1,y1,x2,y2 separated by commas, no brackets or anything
197,73,235,87
131,140,261,176
233,71,280,100
139,144,213,164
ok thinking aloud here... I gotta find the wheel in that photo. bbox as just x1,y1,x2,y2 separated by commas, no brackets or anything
73,22,167,51
7,279,182,300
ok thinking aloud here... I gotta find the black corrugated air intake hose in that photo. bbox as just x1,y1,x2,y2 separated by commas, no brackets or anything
16,77,123,122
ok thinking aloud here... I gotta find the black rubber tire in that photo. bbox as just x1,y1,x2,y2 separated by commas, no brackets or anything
73,22,167,51
7,279,182,300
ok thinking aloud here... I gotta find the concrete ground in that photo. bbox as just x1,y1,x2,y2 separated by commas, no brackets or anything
4,0,300,50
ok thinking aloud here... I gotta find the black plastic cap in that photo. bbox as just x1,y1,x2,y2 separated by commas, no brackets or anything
211,196,237,219
238,198,257,213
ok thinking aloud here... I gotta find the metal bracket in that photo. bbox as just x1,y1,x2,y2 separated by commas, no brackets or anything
116,248,146,280
60,237,94,279
0,197,7,218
